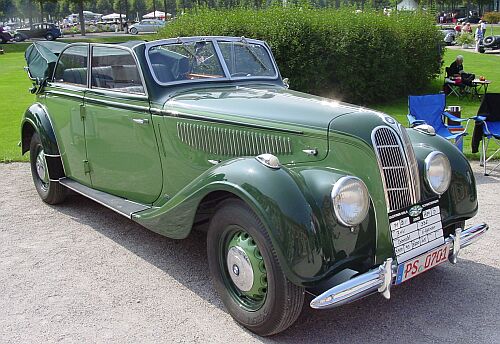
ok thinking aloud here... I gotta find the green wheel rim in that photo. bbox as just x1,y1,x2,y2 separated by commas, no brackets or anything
220,226,268,311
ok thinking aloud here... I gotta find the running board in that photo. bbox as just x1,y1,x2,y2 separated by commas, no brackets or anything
59,178,150,218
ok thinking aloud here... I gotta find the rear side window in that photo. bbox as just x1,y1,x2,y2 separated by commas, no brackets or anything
53,45,88,86
91,46,145,94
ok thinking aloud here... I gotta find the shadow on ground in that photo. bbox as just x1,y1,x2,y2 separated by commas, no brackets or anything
54,193,500,343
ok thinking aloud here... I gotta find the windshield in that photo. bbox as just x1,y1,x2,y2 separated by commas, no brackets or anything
147,38,278,85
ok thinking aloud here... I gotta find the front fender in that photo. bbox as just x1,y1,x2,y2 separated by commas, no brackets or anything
133,157,374,286
408,128,478,225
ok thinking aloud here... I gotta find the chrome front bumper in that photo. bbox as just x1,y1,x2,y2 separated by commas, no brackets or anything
310,223,489,309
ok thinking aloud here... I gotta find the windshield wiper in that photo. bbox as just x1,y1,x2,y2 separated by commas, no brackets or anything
237,37,268,71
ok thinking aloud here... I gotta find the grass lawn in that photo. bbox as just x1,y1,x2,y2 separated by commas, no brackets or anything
0,40,498,162
372,47,500,160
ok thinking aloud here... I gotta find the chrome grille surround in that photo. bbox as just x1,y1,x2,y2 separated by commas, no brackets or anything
371,125,421,211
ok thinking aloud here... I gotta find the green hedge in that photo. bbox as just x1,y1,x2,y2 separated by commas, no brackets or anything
158,7,443,104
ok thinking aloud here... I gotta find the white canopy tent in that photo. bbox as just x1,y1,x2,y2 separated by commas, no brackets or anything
101,13,126,20
143,11,171,19
396,0,418,11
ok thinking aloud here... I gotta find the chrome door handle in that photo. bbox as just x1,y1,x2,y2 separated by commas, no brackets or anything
132,118,149,125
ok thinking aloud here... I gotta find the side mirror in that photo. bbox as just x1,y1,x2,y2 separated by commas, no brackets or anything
282,77,290,89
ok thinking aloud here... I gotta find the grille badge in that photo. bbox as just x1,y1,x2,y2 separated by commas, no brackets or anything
408,205,423,217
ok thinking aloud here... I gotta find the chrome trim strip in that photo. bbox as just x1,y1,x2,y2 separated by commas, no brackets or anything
45,89,85,100
151,108,303,135
310,223,488,310
85,97,150,113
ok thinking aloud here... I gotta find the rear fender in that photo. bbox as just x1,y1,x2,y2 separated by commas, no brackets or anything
21,103,64,180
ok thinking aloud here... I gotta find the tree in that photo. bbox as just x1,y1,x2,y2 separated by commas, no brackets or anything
132,0,146,19
35,0,57,22
96,0,114,13
0,0,16,20
67,0,86,35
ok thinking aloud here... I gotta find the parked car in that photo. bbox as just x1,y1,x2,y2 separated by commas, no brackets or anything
440,28,456,45
21,37,488,336
15,23,62,42
0,28,14,43
479,35,500,53
128,19,165,34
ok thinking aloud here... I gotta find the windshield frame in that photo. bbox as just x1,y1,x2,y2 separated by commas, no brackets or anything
144,36,280,87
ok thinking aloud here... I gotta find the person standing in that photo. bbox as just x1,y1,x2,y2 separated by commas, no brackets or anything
475,24,483,52
480,20,486,36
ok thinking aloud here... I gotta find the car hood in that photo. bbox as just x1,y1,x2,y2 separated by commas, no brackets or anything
163,85,361,133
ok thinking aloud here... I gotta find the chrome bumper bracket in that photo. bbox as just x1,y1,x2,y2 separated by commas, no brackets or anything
310,223,488,310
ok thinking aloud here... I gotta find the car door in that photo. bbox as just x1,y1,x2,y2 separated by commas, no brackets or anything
44,44,91,186
83,44,162,204
138,20,148,32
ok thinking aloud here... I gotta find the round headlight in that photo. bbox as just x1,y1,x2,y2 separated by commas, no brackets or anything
331,176,370,227
425,151,451,195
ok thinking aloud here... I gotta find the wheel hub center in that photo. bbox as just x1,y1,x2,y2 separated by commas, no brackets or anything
232,264,240,276
227,246,254,292
36,150,48,183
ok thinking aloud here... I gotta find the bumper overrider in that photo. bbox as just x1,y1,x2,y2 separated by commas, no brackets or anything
310,223,489,309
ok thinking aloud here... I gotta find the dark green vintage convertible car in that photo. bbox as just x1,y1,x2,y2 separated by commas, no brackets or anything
21,37,488,336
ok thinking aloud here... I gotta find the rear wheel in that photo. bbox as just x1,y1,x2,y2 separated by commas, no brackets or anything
207,199,304,336
45,33,54,41
29,133,66,204
483,36,495,47
14,34,23,42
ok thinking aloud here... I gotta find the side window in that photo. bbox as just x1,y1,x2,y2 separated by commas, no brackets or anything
91,46,145,94
53,45,88,86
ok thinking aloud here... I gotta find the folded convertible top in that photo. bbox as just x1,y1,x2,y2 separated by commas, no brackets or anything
25,41,68,81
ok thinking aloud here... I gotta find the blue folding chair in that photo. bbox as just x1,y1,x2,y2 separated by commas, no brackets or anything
407,94,470,151
471,93,500,175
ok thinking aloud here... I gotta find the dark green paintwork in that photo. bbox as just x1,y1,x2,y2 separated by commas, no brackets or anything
21,39,479,289
21,101,60,156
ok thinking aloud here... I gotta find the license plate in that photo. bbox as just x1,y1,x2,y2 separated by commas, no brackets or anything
388,197,444,264
395,244,450,284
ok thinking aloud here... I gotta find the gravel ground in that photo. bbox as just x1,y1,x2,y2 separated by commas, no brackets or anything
0,162,499,344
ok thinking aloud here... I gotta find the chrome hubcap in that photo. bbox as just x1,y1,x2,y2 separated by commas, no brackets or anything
227,246,254,292
35,149,49,184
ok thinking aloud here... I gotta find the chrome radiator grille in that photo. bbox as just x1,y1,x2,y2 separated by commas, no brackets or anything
372,126,420,211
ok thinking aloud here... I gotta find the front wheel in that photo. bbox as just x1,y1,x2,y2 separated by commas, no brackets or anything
129,27,138,35
207,199,304,336
45,33,54,41
29,133,66,204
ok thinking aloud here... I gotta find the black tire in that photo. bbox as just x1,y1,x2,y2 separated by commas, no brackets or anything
29,133,66,204
483,36,495,47
207,199,304,336
45,33,54,41
129,27,138,35
14,34,24,42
